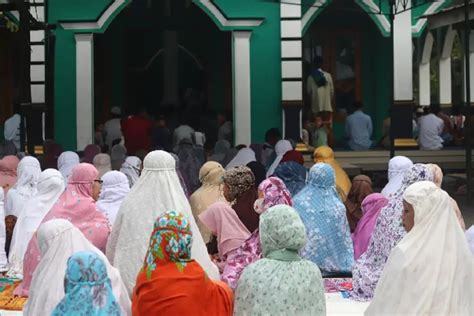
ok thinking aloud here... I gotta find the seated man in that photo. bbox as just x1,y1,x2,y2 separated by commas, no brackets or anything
418,104,444,150
345,102,373,151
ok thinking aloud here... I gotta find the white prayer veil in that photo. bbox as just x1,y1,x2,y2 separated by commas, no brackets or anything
266,139,293,177
96,171,130,226
225,148,256,170
57,151,80,186
381,156,413,198
120,156,141,188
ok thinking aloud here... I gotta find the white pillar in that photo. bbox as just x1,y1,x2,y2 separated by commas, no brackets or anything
75,34,94,150
232,31,252,146
393,1,413,101
419,32,433,106
462,32,474,102
440,27,456,106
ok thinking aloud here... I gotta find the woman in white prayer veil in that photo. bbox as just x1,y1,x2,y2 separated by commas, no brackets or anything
8,169,64,277
366,181,474,316
106,150,219,294
96,171,130,226
266,139,293,177
5,156,41,217
24,219,130,316
225,147,256,170
57,151,80,186
120,156,141,188
380,156,413,199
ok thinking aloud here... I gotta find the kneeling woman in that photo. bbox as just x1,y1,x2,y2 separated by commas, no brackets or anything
366,181,473,315
132,211,233,316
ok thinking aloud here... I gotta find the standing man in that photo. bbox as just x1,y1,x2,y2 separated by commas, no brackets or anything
103,106,123,150
345,102,373,151
121,108,153,155
307,56,334,124
417,104,444,150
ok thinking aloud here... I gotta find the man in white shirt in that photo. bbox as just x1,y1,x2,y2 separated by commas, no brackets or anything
418,104,444,150
103,107,123,149
307,56,334,121
345,102,373,150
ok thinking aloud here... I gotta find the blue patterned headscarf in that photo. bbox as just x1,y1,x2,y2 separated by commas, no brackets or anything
293,163,354,275
51,251,122,316
274,161,307,196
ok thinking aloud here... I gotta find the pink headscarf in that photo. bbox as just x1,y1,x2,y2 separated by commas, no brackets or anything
257,177,293,213
199,201,250,259
15,163,110,297
351,193,388,260
0,155,19,192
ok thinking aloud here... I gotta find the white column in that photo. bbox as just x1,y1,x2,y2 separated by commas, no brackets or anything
419,33,433,106
440,27,456,106
75,34,95,150
393,1,413,101
232,31,252,146
462,32,474,102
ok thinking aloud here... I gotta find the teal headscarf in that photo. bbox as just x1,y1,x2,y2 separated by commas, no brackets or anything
234,205,326,315
51,251,122,316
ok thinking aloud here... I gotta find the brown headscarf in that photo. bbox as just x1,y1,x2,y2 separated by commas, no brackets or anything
223,166,259,232
344,175,373,232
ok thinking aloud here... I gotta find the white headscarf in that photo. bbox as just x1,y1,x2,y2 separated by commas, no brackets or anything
381,156,413,198
96,171,130,226
24,219,131,316
8,169,65,277
57,151,80,186
106,150,219,294
4,113,21,150
120,156,141,188
0,188,7,271
225,148,256,170
5,156,41,217
93,153,112,178
366,181,474,315
266,140,293,177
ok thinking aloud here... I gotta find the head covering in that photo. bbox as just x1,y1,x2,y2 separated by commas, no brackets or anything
16,163,110,297
221,177,293,289
351,193,388,260
106,150,219,295
23,220,130,316
0,155,19,192
351,164,434,301
274,161,307,196
246,161,266,186
223,166,259,232
120,156,141,188
51,251,122,316
110,144,127,171
313,146,351,201
111,106,121,115
8,169,65,277
381,156,413,198
176,139,201,194
93,153,112,178
234,205,326,315
281,149,305,165
344,175,373,232
96,171,130,226
200,202,250,258
428,164,466,230
189,161,225,243
294,163,353,275
225,147,256,170
5,156,41,217
132,211,233,316
366,182,474,315
83,144,101,164
57,151,80,185
41,140,63,170
210,140,231,165
266,140,293,177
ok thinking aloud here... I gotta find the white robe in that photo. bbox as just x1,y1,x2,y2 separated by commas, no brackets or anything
225,148,256,170
266,139,293,177
106,150,219,295
120,156,141,188
96,171,130,226
366,181,474,315
57,151,80,186
8,169,64,277
381,156,413,199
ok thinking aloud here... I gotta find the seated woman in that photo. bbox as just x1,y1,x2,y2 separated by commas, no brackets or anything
234,205,325,315
293,163,354,276
132,211,233,316
96,171,130,226
274,161,307,196
221,177,293,289
313,146,351,201
51,251,123,316
199,202,251,272
366,182,473,315
344,175,373,232
23,219,130,316
351,193,388,260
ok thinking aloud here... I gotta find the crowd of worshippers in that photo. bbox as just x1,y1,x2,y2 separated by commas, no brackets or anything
0,122,473,315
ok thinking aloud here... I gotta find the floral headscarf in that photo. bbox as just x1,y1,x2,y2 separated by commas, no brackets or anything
51,251,121,316
255,177,293,214
223,166,255,203
143,211,193,279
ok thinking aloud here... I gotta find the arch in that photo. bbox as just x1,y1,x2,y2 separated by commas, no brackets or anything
301,0,390,36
